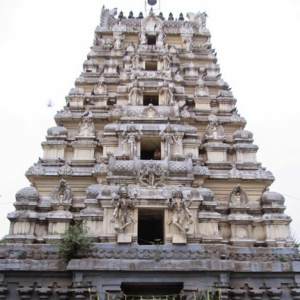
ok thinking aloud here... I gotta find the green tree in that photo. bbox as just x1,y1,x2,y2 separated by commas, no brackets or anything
58,222,92,262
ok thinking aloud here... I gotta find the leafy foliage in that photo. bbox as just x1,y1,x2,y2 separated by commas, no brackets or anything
58,222,92,262
194,289,222,300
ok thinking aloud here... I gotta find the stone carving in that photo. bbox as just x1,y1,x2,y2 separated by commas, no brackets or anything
57,162,73,176
160,123,182,158
78,111,95,137
92,78,107,95
111,186,136,232
159,81,174,105
180,23,194,51
138,162,168,187
168,190,193,235
112,23,125,50
121,123,142,159
100,6,118,29
51,179,72,206
186,11,207,31
128,79,143,105
157,31,165,48
195,77,209,97
26,163,45,176
229,185,248,206
205,115,225,141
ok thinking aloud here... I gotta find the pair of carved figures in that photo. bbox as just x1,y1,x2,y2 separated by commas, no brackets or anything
111,186,136,233
78,111,95,137
160,123,182,158
138,162,168,187
121,124,142,159
168,190,193,235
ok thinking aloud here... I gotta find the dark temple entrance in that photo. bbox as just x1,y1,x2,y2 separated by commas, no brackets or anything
121,282,183,300
138,209,164,245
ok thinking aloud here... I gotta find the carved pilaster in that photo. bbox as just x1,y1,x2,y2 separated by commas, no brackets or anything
290,288,300,300
267,288,282,300
248,289,264,300
229,289,245,300
0,285,8,300
56,288,70,300
17,286,33,300
36,287,53,299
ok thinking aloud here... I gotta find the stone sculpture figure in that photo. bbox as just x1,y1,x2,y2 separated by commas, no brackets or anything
93,79,107,95
168,190,193,235
52,179,72,205
195,77,209,97
229,185,248,206
121,123,142,159
157,31,165,48
111,186,136,232
139,162,168,187
78,111,95,137
205,116,224,141
159,81,174,105
113,31,124,50
128,80,142,105
186,11,207,31
160,123,181,158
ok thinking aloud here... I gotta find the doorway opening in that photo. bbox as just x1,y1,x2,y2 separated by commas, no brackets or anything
143,94,159,106
121,282,184,299
145,61,158,71
140,138,161,160
147,35,157,45
138,209,164,245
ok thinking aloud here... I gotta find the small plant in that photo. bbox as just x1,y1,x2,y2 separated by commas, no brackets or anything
58,222,92,262
194,289,222,300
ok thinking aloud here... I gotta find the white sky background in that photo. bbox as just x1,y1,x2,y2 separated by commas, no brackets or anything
0,0,299,240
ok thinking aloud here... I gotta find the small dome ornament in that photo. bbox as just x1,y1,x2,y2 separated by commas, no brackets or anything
15,186,39,203
147,0,157,6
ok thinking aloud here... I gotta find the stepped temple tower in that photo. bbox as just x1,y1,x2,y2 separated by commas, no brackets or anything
1,3,299,300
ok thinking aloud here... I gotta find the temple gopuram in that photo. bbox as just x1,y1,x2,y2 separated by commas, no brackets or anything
0,2,299,299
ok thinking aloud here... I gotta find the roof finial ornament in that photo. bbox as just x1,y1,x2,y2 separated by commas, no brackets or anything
145,0,160,15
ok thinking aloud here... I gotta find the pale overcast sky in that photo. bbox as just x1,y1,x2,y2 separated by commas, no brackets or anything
0,0,299,240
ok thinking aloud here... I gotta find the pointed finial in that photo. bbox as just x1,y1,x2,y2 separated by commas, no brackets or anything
158,12,164,20
128,11,134,19
138,12,144,19
179,13,184,21
118,11,124,19
168,13,174,21
148,0,157,5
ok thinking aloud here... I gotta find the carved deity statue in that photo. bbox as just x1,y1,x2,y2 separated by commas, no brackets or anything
160,123,181,158
168,190,193,235
138,162,168,187
93,79,107,95
121,123,142,159
186,11,207,31
195,77,209,97
78,111,95,137
205,116,224,141
128,79,142,105
139,31,147,45
229,185,248,206
113,31,124,50
156,31,165,48
52,179,72,206
111,186,136,232
159,81,174,105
